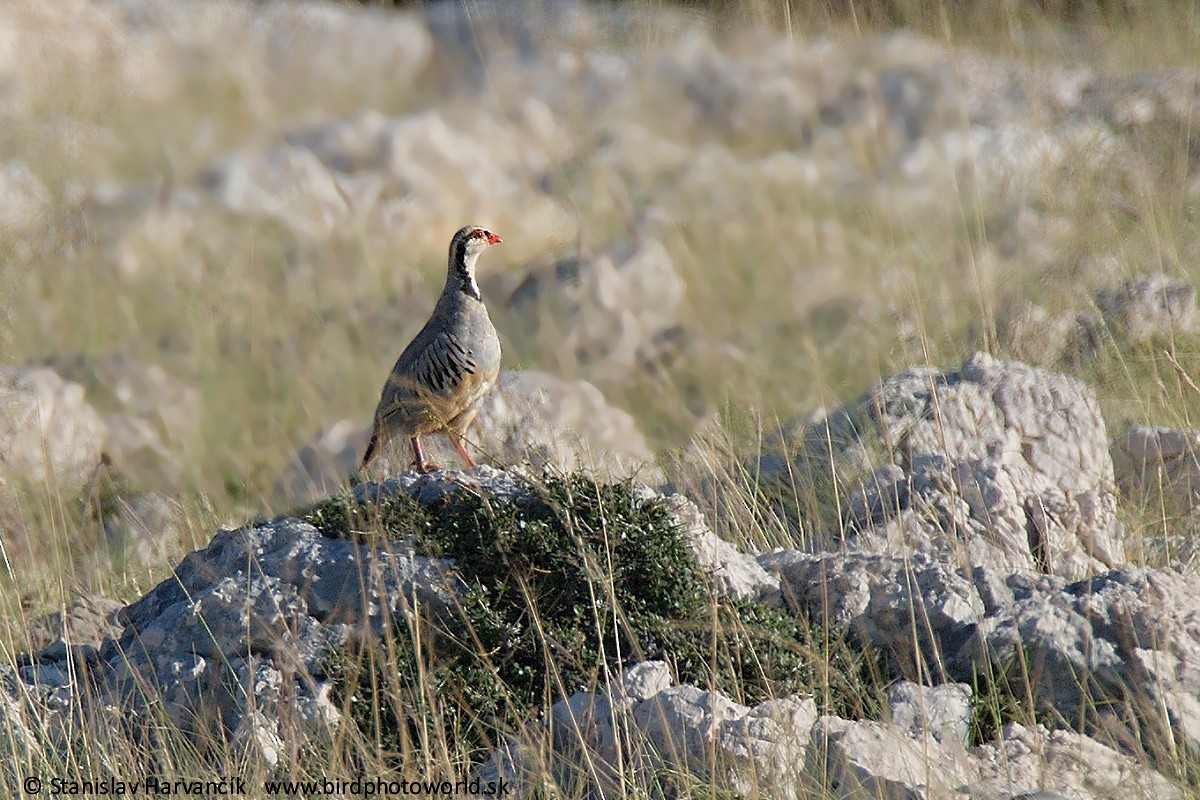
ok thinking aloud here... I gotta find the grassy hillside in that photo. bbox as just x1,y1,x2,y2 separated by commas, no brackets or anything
0,0,1198,792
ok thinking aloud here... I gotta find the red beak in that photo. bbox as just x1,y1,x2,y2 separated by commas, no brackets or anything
486,231,503,245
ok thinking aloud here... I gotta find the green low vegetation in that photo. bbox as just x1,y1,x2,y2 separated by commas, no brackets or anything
307,474,885,766
1,0,1199,795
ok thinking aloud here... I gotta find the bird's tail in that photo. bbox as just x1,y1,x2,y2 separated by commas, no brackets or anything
359,432,380,471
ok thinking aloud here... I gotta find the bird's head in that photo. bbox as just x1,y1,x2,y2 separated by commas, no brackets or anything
449,225,502,299
456,225,503,260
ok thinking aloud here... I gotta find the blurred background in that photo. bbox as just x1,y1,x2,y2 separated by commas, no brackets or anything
1,0,1199,612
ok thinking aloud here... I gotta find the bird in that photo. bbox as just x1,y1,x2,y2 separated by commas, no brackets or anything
359,225,503,474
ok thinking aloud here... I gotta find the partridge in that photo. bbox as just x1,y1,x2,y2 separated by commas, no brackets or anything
359,225,503,473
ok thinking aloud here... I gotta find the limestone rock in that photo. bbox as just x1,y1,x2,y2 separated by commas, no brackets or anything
197,144,368,240
995,302,1078,367
652,486,779,602
191,102,572,246
0,367,107,501
34,353,200,488
26,594,125,653
886,680,971,747
767,353,1123,580
760,547,1200,760
506,238,685,383
972,724,1181,800
1095,273,1199,342
615,660,673,703
482,663,1179,800
102,517,453,761
966,566,1200,758
4,466,1197,791
479,661,819,800
758,550,985,677
806,715,974,799
444,370,662,480
3,466,757,766
0,161,49,232
1111,425,1200,519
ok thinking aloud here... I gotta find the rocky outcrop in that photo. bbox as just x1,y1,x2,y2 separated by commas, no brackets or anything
35,352,200,489
58,0,1193,405
505,238,686,384
760,548,1200,766
7,0,1200,794
479,660,1177,800
886,679,971,746
972,723,1179,800
0,367,107,502
6,466,752,764
1112,425,1200,531
191,104,573,245
1093,274,1199,343
12,502,454,762
25,594,124,653
418,370,663,482
6,458,1196,797
479,661,820,800
763,353,1124,580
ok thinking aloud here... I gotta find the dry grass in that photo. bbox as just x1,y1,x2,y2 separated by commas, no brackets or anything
1,0,1199,794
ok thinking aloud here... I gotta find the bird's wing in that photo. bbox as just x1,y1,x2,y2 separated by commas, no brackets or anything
375,327,480,427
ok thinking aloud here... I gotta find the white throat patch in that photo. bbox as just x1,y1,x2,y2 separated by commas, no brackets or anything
463,273,481,300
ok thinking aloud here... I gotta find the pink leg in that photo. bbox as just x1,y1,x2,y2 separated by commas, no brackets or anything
450,433,478,468
411,435,432,473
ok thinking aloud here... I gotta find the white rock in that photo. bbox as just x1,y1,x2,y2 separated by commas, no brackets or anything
0,161,49,231
455,370,662,480
633,684,817,800
507,238,685,384
775,354,1123,580
972,724,1181,800
1095,274,1200,343
0,367,107,501
200,145,357,239
614,661,673,704
1111,425,1200,526
35,353,200,489
719,696,819,800
887,680,972,746
657,489,779,602
806,716,975,800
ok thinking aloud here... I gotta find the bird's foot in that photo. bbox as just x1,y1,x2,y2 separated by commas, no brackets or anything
413,461,442,474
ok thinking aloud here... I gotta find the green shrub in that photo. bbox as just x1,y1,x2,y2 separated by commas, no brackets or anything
307,474,885,765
